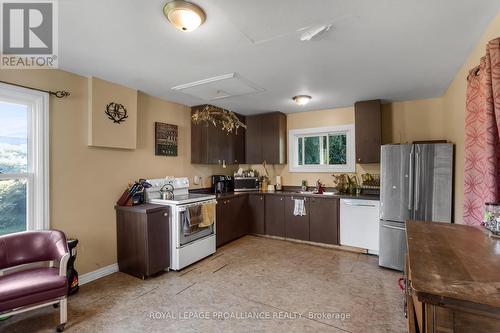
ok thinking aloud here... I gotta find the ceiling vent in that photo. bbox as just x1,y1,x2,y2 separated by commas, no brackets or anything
299,25,332,41
171,73,265,101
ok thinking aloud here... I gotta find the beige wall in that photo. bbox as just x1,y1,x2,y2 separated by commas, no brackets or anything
0,69,236,274
442,12,500,224
381,98,445,144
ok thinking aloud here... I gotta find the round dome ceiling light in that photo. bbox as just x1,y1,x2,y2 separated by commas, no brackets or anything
163,1,206,32
293,95,312,106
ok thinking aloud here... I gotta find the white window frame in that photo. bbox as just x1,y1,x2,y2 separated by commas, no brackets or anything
0,82,49,231
288,125,355,173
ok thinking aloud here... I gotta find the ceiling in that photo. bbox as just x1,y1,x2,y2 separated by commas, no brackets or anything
59,0,500,115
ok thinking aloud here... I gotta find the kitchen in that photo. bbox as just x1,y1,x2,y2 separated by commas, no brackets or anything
1,1,500,333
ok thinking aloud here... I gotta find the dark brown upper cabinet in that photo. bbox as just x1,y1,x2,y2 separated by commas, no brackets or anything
245,112,287,165
354,100,381,164
191,105,246,165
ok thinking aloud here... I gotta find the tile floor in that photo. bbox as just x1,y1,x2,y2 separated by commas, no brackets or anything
1,236,406,333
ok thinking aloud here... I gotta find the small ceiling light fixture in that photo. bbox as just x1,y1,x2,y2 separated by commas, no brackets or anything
163,0,206,32
293,95,312,106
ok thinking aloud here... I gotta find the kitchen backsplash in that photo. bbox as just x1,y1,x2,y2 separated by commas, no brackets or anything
238,163,380,187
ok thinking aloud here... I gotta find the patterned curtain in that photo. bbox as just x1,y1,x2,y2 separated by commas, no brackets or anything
463,38,500,226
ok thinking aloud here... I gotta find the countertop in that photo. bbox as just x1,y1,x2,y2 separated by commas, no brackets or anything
190,188,379,201
115,204,169,214
406,220,500,315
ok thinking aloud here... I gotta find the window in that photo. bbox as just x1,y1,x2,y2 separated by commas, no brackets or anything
288,125,355,173
0,83,49,235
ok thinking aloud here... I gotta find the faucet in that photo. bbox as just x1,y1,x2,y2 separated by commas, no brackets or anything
315,179,324,194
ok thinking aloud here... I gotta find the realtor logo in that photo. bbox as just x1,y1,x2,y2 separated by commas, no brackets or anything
1,0,58,68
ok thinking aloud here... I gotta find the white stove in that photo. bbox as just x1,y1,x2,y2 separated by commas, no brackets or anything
145,177,216,270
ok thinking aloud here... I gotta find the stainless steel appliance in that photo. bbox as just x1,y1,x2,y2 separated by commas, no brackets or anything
234,177,259,192
211,175,234,194
145,177,217,271
379,143,453,271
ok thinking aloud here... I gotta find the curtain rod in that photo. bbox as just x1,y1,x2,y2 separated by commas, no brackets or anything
0,80,70,98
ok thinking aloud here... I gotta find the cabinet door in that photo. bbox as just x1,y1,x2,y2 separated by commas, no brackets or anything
265,195,285,237
284,197,310,241
355,100,381,163
232,127,246,164
146,209,170,275
261,113,287,164
191,108,209,164
310,197,339,245
207,124,230,164
245,115,262,164
231,195,248,239
216,199,229,247
248,194,265,234
116,210,147,278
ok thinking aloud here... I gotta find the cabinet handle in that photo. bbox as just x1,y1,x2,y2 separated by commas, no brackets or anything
163,212,168,217
280,198,283,201
357,158,362,162
260,197,263,200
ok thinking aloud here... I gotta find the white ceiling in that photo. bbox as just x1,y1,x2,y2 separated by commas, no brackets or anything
59,0,500,115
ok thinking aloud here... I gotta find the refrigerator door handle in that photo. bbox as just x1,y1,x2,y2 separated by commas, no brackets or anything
381,224,406,231
414,150,420,212
408,149,414,212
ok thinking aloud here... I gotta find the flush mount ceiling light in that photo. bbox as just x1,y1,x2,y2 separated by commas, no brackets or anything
163,1,206,32
293,95,312,106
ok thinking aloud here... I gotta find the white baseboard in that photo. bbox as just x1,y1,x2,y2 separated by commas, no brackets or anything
78,263,119,286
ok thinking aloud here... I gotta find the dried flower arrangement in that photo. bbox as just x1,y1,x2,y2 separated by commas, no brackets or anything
191,105,247,134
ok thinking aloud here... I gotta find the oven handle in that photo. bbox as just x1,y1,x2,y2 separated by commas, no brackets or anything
177,200,218,211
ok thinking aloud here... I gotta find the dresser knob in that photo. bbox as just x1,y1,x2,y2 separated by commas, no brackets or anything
163,213,168,217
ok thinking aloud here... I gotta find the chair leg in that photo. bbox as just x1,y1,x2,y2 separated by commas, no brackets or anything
56,297,67,332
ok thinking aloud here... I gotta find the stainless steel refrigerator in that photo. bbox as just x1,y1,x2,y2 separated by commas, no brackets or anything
379,143,453,271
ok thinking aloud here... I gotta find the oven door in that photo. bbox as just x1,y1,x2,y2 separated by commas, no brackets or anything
178,202,215,247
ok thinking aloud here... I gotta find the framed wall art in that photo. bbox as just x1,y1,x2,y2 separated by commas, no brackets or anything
155,122,178,156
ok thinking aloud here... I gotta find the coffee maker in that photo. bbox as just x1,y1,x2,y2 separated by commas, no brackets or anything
212,175,234,194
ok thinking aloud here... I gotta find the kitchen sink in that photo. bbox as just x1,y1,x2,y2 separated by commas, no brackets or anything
297,191,337,196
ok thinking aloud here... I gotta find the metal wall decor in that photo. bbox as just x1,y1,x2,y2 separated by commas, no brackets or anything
155,122,178,156
192,105,246,134
105,102,128,124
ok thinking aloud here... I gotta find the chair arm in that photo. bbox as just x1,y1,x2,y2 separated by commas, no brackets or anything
55,252,70,277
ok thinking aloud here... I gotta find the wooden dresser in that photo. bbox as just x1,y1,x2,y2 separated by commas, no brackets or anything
115,204,170,279
406,221,500,332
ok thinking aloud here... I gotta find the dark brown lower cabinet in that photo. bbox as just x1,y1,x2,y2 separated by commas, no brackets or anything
309,197,339,245
216,193,342,246
248,194,265,234
115,204,170,279
265,195,285,237
216,196,249,247
284,197,310,241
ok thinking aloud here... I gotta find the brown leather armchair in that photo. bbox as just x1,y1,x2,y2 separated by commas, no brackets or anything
0,230,70,332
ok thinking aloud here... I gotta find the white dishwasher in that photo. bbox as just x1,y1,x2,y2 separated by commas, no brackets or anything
340,199,380,254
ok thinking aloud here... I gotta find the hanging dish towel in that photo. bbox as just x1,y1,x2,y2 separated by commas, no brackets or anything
293,199,306,216
183,205,203,236
198,202,215,228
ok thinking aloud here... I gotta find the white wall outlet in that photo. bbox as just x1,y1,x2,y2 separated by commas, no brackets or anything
193,175,201,185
